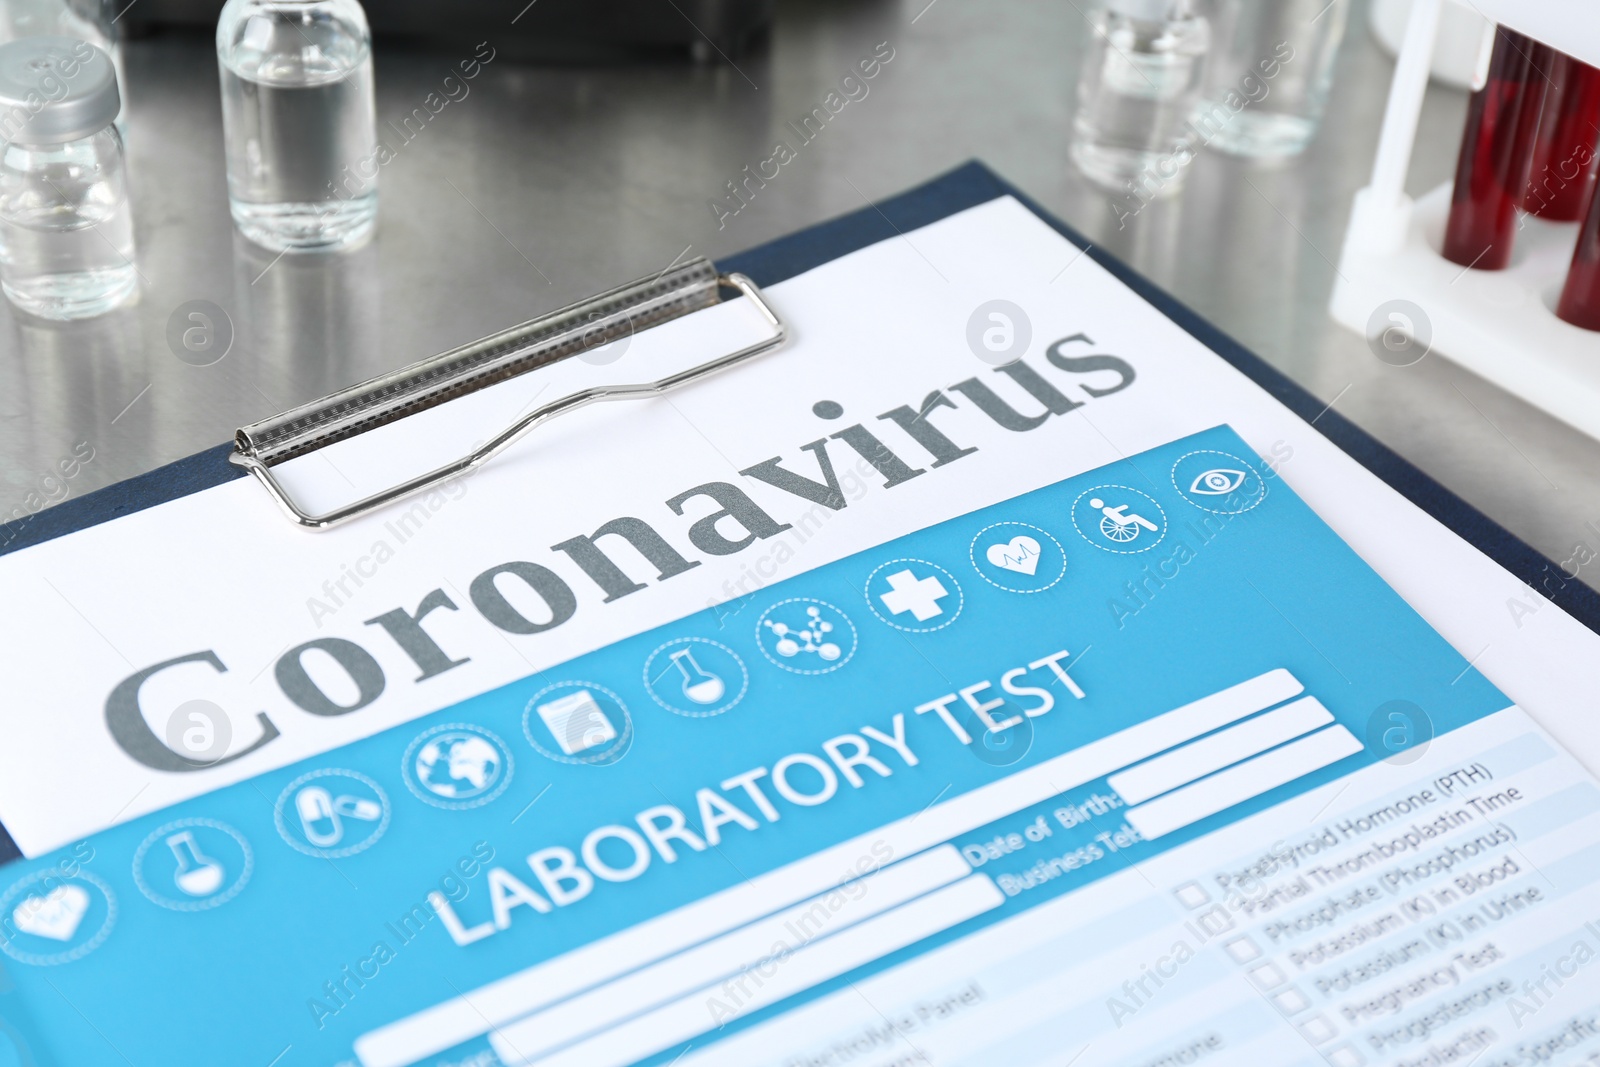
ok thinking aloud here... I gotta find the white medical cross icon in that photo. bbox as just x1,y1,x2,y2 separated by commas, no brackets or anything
879,568,950,621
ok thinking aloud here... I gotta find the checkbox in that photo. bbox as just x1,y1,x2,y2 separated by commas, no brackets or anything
1297,1015,1337,1044
1325,1044,1364,1067
1247,961,1287,990
1196,905,1234,936
1174,881,1211,908
1223,936,1262,963
1272,986,1311,1014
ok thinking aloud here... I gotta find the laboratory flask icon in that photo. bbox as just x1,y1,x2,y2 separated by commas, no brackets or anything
669,647,724,705
167,831,225,897
642,639,748,717
132,818,254,911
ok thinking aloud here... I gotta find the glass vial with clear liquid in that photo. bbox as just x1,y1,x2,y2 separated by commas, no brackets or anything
0,37,137,320
216,0,377,252
0,0,128,136
1070,0,1210,194
1198,0,1350,158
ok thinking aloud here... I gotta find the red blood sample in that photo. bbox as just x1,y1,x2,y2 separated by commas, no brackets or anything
1557,183,1600,329
1522,53,1600,221
1442,29,1552,270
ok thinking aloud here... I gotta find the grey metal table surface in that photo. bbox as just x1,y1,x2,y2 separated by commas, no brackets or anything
2,0,1598,597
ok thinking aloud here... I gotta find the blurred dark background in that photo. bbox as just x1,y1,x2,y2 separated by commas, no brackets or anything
119,0,775,61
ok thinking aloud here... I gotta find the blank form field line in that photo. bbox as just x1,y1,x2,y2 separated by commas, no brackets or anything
355,668,1304,1066
492,875,1006,1067
482,846,971,1065
1126,726,1365,839
1109,696,1335,805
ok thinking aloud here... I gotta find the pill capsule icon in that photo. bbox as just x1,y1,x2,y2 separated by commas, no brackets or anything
335,795,383,822
296,786,342,847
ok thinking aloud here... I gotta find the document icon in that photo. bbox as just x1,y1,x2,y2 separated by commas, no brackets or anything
536,690,618,755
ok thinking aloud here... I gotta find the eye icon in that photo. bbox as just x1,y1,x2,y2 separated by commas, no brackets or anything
1189,468,1247,496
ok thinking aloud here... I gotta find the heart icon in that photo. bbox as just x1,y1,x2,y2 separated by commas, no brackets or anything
986,536,1041,576
12,884,89,942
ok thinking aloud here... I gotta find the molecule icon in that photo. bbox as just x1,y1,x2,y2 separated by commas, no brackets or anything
765,606,842,661
755,599,857,675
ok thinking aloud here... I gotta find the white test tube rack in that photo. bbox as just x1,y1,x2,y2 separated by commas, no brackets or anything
1329,0,1600,442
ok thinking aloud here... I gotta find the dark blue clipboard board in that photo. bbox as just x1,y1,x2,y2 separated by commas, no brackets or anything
3,161,1596,868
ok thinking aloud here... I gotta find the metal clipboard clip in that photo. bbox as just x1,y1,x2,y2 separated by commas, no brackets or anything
230,258,787,531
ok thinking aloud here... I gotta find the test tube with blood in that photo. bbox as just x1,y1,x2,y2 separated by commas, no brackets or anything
1522,53,1600,221
1441,28,1552,270
1557,178,1600,330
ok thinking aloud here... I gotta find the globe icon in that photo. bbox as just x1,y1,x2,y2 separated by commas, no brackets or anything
415,733,502,800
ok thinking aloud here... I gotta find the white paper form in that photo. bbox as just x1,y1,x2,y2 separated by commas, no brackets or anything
0,195,1595,858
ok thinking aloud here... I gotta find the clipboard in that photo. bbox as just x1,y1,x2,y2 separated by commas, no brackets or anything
5,161,1595,622
0,160,1596,870
1,160,1599,1066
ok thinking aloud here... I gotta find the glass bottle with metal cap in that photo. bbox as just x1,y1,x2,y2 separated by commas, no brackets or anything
0,0,126,136
0,36,136,320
